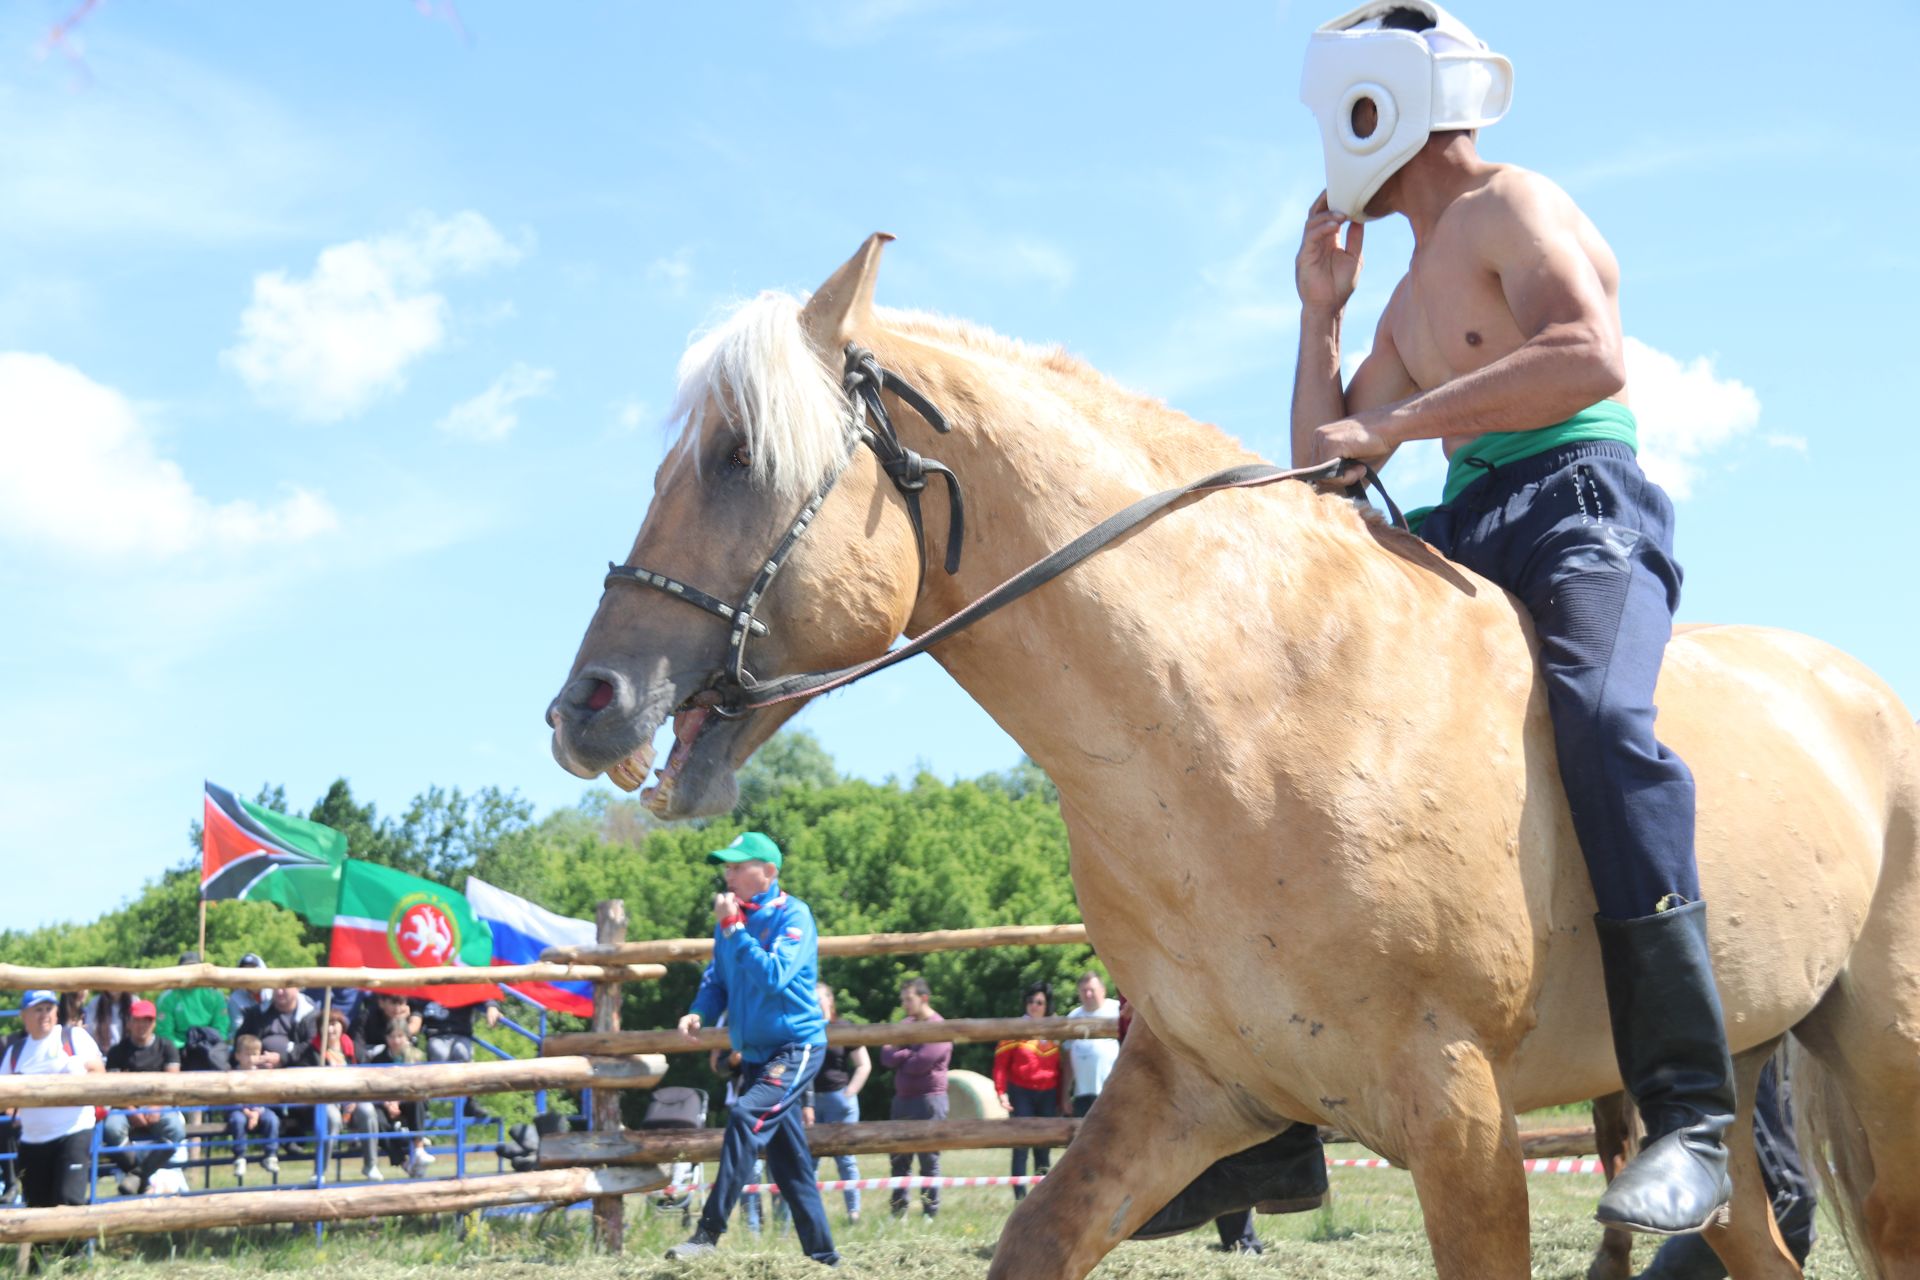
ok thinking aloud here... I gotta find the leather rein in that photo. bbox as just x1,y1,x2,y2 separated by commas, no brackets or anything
604,344,1406,718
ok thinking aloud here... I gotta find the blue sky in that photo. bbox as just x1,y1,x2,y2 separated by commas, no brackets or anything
4,1,1915,932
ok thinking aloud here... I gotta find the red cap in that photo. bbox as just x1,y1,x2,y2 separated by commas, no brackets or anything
128,998,158,1019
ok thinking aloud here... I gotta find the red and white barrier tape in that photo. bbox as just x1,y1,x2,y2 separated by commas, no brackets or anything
662,1157,1605,1198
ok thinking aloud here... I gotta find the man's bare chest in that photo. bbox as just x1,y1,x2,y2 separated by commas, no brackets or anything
1387,257,1527,392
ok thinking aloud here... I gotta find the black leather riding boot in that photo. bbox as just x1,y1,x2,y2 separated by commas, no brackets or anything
1593,900,1736,1236
1131,1121,1327,1241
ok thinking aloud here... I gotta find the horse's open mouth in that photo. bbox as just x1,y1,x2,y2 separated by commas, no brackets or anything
604,706,715,814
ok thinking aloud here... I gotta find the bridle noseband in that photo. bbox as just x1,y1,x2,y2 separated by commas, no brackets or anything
604,344,966,717
603,343,1406,720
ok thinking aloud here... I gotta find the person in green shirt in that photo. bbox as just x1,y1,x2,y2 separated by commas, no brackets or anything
155,951,230,1052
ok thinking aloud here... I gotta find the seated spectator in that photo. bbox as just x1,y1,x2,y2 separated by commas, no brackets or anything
156,952,229,1051
3,990,104,1264
993,982,1063,1201
880,978,952,1221
361,1028,434,1179
82,991,131,1056
420,996,500,1122
419,997,501,1063
238,988,318,1069
227,1035,282,1180
352,992,420,1051
101,999,187,1196
304,988,363,1037
226,954,271,1036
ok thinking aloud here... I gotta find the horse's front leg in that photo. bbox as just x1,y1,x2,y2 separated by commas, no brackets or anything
987,1018,1272,1280
1394,1037,1534,1280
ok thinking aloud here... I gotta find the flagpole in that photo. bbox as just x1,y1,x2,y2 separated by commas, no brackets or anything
198,896,208,959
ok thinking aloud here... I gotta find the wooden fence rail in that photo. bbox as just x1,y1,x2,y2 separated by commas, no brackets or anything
0,960,663,994
0,1055,667,1109
543,922,1090,967
542,1119,1605,1170
0,1166,667,1245
544,1014,1118,1059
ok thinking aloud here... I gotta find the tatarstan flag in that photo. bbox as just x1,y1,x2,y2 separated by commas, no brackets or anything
201,782,346,925
328,859,502,1006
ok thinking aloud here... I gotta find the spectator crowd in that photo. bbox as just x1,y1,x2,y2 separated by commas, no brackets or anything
3,877,1127,1270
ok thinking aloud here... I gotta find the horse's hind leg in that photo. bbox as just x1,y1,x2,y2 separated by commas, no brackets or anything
1698,1042,1803,1279
1793,798,1920,1276
986,1017,1277,1280
1587,1092,1640,1280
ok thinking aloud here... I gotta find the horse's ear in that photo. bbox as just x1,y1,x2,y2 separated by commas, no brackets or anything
800,232,893,351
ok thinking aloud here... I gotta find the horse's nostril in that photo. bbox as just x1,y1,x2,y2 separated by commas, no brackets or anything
585,679,615,712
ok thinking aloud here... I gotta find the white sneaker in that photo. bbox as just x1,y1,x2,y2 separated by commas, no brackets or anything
363,1164,383,1182
233,1158,247,1180
262,1155,280,1175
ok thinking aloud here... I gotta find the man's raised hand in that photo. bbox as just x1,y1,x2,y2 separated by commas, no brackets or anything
713,891,740,923
1297,191,1364,316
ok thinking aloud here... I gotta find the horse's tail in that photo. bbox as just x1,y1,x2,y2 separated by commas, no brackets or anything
1790,1025,1885,1280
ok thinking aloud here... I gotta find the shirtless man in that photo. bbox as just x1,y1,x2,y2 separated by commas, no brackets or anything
1136,2,1735,1243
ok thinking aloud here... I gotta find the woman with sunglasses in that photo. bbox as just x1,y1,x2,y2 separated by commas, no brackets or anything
992,983,1064,1201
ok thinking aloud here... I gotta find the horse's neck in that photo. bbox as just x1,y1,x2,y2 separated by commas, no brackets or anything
884,340,1413,791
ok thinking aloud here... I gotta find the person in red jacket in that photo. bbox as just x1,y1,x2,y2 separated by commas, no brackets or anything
992,982,1063,1201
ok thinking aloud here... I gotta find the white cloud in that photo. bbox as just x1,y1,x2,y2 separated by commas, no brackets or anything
647,249,695,298
613,398,652,433
1765,433,1808,454
1625,337,1761,500
437,362,555,442
223,212,525,422
0,352,336,560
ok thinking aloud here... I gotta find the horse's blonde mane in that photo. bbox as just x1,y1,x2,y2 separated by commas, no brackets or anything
668,292,856,502
670,290,1253,500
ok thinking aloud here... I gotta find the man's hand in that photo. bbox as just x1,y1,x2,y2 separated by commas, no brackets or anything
484,1005,500,1029
802,1107,815,1125
677,1013,703,1041
996,1092,1011,1112
384,1101,403,1120
712,892,740,924
1312,414,1394,474
1297,192,1364,315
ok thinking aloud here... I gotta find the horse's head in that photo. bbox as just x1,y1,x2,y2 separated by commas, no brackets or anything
547,235,932,816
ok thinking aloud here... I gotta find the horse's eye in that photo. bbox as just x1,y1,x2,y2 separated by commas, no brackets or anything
728,444,752,470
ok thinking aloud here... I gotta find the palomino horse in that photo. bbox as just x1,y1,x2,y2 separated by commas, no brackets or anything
547,236,1920,1279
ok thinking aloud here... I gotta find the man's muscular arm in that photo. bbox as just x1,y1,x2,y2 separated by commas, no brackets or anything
1319,177,1625,461
1291,196,1417,468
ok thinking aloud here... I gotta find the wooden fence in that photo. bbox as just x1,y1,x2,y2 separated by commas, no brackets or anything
0,911,1602,1257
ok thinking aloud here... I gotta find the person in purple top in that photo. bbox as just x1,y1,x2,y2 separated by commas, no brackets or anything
879,977,951,1220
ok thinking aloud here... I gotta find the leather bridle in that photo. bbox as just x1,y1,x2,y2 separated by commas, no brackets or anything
603,343,1405,719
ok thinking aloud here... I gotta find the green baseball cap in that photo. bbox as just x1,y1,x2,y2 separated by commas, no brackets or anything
706,831,783,869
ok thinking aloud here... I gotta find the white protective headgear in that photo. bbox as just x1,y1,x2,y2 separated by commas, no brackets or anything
1299,1,1513,220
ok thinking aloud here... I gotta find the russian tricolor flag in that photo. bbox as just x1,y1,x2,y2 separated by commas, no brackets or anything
466,877,596,1017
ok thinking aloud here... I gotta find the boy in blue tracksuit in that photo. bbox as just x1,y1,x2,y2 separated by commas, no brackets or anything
667,832,838,1266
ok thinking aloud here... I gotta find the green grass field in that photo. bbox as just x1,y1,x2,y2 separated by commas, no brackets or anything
51,1143,1866,1279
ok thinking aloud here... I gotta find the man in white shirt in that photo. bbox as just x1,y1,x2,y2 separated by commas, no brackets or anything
2,990,106,1259
1064,973,1120,1116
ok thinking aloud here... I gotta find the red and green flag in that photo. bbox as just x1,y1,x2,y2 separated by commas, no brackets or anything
328,859,502,1006
201,782,346,925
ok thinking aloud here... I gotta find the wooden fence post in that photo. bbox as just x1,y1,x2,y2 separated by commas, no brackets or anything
591,899,628,1253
